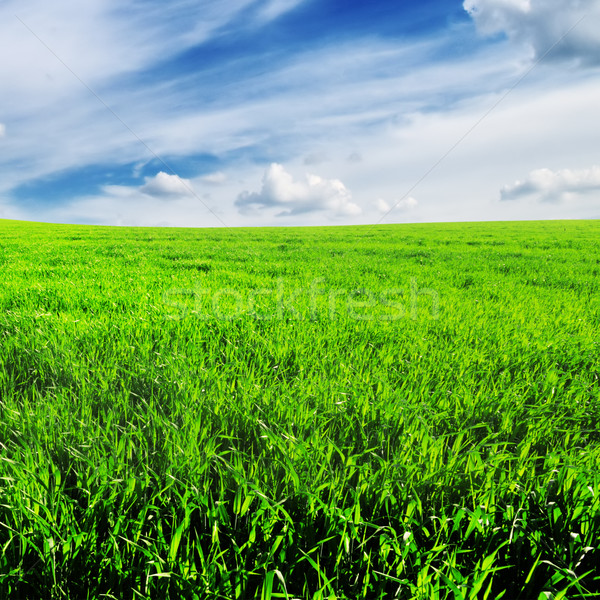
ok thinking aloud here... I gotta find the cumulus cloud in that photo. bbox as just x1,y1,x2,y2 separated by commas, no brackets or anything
375,196,418,214
139,171,195,198
500,166,600,203
464,0,600,65
0,123,5,137
235,163,361,218
375,198,390,213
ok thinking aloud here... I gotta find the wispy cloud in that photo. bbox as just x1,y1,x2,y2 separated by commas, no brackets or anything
0,18,501,196
200,172,227,185
255,0,307,22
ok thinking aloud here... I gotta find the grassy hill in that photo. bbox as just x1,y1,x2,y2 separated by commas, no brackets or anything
1,218,599,599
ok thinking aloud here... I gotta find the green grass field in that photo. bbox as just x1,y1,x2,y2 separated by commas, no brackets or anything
0,218,599,599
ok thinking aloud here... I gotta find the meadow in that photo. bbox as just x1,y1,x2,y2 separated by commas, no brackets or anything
0,218,599,599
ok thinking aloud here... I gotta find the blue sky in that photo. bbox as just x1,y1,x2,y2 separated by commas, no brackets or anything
1,0,600,226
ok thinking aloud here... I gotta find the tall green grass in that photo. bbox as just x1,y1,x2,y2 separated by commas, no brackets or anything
0,219,599,598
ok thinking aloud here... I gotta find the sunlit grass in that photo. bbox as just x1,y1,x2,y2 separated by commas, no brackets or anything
0,218,599,598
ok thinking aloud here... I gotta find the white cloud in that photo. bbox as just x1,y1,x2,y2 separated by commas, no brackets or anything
375,197,418,214
500,166,600,203
235,163,361,218
2,0,259,92
375,198,390,213
397,196,419,211
139,172,195,198
0,123,5,137
256,0,306,22
464,0,600,65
